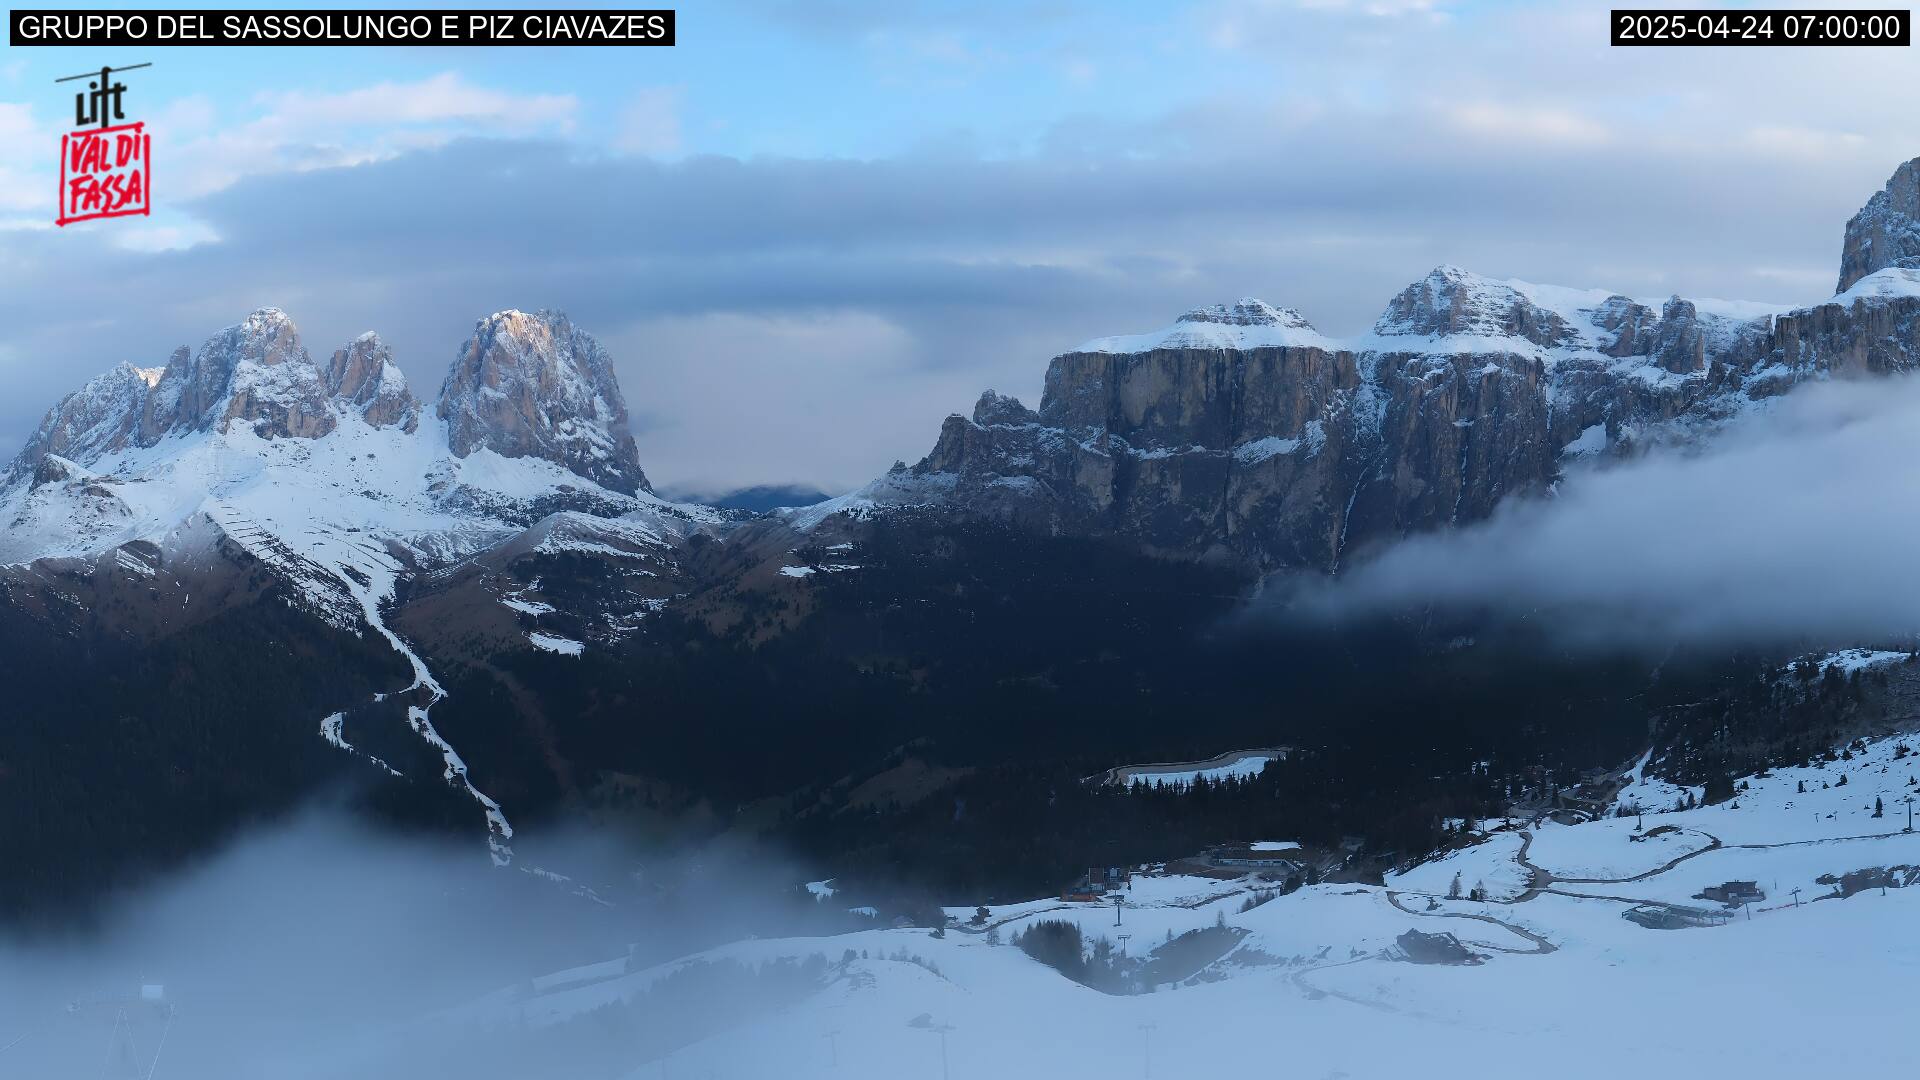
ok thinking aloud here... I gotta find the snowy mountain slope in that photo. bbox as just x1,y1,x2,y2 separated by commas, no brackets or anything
0,306,727,865
426,731,1920,1079
0,307,713,607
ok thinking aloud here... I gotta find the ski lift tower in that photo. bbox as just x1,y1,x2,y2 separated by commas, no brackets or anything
66,983,175,1079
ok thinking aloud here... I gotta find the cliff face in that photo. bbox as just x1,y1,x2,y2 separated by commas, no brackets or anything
851,159,1920,572
1838,157,1920,294
326,332,420,432
8,310,436,493
436,309,650,495
139,309,339,442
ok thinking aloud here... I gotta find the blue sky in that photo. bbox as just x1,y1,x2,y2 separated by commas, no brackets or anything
5,0,1919,491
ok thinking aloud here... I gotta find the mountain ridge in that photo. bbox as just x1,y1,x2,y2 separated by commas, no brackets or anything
797,160,1920,571
7,157,1920,912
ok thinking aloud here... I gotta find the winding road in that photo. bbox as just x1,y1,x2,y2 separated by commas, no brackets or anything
1297,825,1729,994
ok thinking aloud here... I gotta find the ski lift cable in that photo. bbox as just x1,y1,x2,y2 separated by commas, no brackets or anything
0,1017,50,1056
97,1007,126,1080
144,1008,175,1080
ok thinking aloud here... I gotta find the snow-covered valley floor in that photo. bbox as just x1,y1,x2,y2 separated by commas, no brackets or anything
416,733,1920,1078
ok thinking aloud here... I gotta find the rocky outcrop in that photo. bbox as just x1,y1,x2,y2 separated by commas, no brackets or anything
1838,157,1920,294
896,309,1372,566
6,308,653,508
2,362,158,489
844,160,1920,572
326,332,419,432
869,269,1792,569
143,308,336,442
437,310,650,495
8,312,341,490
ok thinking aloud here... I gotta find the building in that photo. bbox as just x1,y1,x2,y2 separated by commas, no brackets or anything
1624,903,1729,929
1062,866,1131,901
1697,881,1765,907
1207,847,1305,873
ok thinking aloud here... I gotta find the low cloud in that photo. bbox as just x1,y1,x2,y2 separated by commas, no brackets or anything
0,813,840,1079
1294,375,1920,649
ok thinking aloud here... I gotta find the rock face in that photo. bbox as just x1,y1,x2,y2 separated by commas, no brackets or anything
845,160,1920,572
5,308,651,504
8,311,430,490
326,332,420,432
437,310,650,495
144,308,337,442
1838,157,1920,294
1,362,158,488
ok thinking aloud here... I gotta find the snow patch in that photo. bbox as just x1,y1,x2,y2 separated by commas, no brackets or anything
528,632,585,656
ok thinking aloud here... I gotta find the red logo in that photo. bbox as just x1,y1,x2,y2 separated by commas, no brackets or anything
59,122,150,226
55,63,151,227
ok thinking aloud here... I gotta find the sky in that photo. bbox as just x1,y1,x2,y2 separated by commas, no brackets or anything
3,0,1919,494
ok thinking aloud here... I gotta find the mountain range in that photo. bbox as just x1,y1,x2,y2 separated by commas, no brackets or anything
7,156,1920,912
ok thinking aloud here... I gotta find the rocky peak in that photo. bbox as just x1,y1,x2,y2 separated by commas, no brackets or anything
325,332,419,432
1373,266,1578,349
971,390,1039,427
1176,298,1315,331
1838,157,1920,294
142,308,335,442
4,362,156,488
436,309,649,495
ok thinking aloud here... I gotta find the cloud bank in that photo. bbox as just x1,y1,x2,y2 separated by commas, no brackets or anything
0,814,850,1079
1296,375,1920,648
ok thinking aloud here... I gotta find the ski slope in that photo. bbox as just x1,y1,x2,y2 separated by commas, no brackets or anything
437,733,1920,1078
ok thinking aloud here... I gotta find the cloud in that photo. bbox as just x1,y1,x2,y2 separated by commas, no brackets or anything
254,72,576,133
0,103,51,213
0,116,1909,491
1292,376,1920,649
161,73,577,199
1743,125,1873,160
1442,101,1611,146
611,309,990,492
614,86,683,155
0,812,843,1079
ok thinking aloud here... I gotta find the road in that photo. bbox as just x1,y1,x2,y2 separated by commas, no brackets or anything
1294,815,1920,1008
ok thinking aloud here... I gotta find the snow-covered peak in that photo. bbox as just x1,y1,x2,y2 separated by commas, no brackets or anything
1372,266,1589,350
1178,298,1313,329
1363,267,1781,366
2,362,154,488
142,306,336,443
437,309,650,495
1073,298,1334,354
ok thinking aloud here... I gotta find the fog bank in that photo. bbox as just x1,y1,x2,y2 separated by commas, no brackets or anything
1295,374,1920,648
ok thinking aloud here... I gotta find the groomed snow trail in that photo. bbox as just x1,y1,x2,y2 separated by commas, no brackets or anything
329,552,516,865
